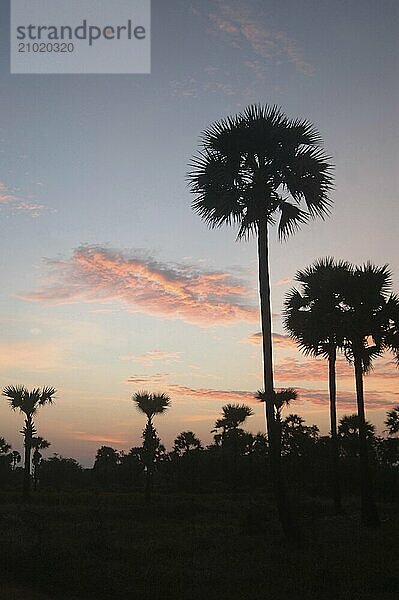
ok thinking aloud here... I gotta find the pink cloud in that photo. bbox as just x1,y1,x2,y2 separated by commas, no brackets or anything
125,372,397,413
20,245,259,326
208,1,314,75
126,377,256,403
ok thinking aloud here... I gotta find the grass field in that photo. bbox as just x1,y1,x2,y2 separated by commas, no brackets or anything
0,492,397,600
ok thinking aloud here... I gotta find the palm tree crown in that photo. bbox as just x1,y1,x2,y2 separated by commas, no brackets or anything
132,391,171,421
3,385,56,417
216,403,254,431
283,257,352,358
340,263,399,370
256,388,297,421
187,104,333,240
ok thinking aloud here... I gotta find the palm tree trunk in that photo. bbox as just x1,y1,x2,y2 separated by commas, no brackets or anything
257,219,298,540
143,417,154,506
23,417,32,501
328,346,343,514
354,354,380,526
145,468,152,506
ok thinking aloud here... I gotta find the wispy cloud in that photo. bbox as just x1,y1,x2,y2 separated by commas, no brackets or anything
120,351,182,365
0,179,48,217
125,372,397,412
245,332,297,348
275,356,353,382
207,1,314,75
70,431,128,445
21,245,259,327
125,373,173,386
126,376,256,403
275,277,292,287
296,387,399,412
0,180,16,203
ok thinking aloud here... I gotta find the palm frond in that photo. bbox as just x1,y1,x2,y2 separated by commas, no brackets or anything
132,391,171,419
277,200,308,240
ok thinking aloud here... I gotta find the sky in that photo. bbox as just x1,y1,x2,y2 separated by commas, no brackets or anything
0,0,398,466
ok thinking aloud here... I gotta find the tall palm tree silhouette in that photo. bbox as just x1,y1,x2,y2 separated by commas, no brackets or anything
2,385,56,499
188,104,333,537
132,391,171,505
283,258,351,514
341,263,399,525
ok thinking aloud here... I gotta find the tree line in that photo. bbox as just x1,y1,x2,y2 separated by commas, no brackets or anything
1,395,398,503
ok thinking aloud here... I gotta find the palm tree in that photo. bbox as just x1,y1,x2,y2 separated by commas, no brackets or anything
280,414,319,456
213,403,254,490
0,437,11,455
188,104,333,538
338,414,376,458
215,403,254,434
2,385,56,500
385,406,399,436
283,258,351,514
340,263,399,525
173,431,202,455
31,437,51,491
132,391,171,505
11,450,21,470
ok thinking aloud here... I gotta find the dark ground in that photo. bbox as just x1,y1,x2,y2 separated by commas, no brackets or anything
0,492,397,600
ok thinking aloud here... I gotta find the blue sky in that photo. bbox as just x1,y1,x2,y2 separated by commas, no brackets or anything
0,0,398,465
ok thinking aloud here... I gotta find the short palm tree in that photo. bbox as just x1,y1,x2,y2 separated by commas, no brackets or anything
283,257,351,513
256,388,297,423
2,385,56,499
132,391,171,505
340,263,399,525
215,403,254,434
0,437,11,455
188,104,333,538
385,406,399,436
173,431,202,455
31,436,51,491
214,403,254,490
338,414,376,458
11,449,21,470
